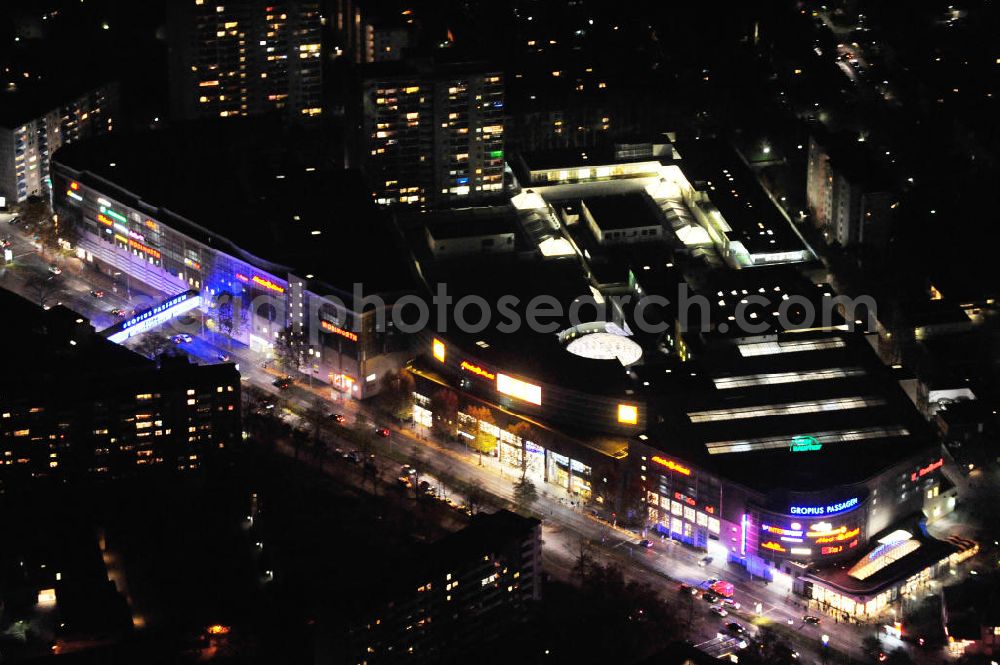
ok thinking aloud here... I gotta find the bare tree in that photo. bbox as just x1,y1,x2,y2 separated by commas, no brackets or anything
24,272,60,309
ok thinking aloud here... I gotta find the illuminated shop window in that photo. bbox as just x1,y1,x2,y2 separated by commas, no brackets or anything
688,396,883,423
712,367,865,390
618,404,638,424
706,426,910,455
432,338,446,362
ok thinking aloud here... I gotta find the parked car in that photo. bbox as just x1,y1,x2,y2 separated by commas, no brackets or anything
638,539,653,549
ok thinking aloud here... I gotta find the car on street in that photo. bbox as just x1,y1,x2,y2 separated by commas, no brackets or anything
217,352,231,362
721,598,741,610
0,238,10,248
701,592,719,603
346,451,363,465
638,539,653,549
375,427,390,438
698,556,713,567
725,622,747,637
47,264,62,275
327,413,346,423
110,308,127,317
7,215,19,225
272,376,293,389
803,615,821,625
172,334,193,344
90,289,105,298
679,583,699,595
709,605,728,617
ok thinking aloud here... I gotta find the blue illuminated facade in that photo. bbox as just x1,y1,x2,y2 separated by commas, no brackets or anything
51,168,400,398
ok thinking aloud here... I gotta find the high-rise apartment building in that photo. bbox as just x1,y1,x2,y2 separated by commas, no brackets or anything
359,59,504,206
0,291,241,490
167,0,322,121
806,135,894,249
347,510,541,663
0,82,118,204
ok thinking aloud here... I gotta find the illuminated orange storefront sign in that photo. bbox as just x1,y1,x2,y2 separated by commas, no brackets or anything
651,456,691,476
814,528,861,544
321,320,358,342
252,275,285,293
460,361,495,380
761,541,786,553
128,238,160,260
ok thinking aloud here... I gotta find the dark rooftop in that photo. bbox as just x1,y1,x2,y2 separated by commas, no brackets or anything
672,139,810,258
640,332,936,493
52,120,419,305
582,192,663,231
423,206,520,240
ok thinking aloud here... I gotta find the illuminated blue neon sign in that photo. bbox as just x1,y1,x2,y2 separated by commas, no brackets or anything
789,497,860,517
104,290,201,344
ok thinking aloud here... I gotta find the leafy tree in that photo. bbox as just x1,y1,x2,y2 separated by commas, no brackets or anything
508,420,537,478
884,649,916,665
536,563,681,664
351,412,376,456
215,291,246,344
740,626,800,665
20,196,51,231
463,479,488,515
513,476,539,514
464,404,497,464
274,325,306,376
429,388,458,439
862,634,884,661
377,369,415,421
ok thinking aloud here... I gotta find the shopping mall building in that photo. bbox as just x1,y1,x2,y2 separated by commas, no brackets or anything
396,140,969,619
51,123,416,398
51,129,971,618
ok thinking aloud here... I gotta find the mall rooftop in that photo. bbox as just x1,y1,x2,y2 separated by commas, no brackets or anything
638,331,936,494
52,120,419,305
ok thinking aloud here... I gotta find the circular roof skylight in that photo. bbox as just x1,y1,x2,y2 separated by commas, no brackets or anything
565,332,642,366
